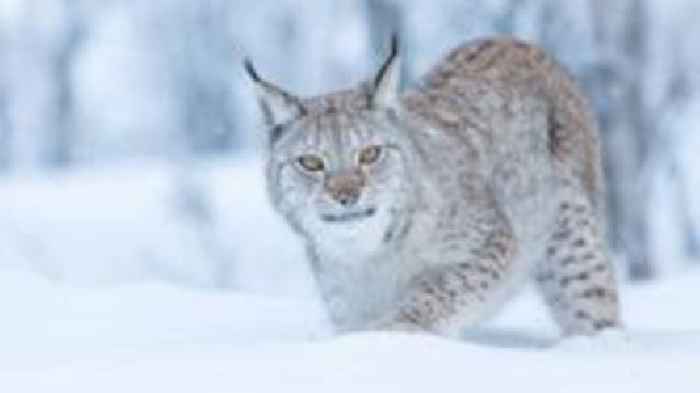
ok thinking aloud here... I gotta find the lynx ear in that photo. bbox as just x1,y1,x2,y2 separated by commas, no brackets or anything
369,34,401,109
244,59,306,126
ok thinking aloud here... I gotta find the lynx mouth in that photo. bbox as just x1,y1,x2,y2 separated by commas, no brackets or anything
320,207,377,223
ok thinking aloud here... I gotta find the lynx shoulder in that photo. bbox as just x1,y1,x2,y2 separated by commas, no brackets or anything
245,35,620,337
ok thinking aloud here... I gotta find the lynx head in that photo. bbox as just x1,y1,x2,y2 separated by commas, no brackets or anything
245,36,417,248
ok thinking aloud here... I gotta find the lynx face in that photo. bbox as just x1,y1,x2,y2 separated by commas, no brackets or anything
246,36,413,247
265,107,413,245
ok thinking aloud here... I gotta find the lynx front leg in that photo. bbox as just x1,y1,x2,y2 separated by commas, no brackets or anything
535,190,621,336
386,221,518,337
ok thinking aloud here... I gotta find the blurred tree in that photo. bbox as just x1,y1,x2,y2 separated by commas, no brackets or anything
163,0,238,154
665,38,700,261
0,89,11,171
46,0,87,167
494,0,528,34
587,0,656,280
0,36,11,170
150,0,239,288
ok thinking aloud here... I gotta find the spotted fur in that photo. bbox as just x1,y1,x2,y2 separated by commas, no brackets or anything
245,36,621,337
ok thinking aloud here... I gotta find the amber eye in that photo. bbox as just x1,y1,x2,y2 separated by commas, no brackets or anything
358,145,383,166
297,154,325,172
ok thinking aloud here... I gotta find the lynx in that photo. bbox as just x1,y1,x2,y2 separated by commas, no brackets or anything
245,35,620,337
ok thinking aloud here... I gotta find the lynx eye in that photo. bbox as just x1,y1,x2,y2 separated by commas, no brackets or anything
358,145,383,166
297,154,325,172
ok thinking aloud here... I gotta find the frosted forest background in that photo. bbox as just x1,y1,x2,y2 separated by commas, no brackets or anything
0,0,699,293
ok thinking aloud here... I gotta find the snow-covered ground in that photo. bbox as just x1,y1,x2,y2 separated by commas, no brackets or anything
0,157,699,392
0,267,699,392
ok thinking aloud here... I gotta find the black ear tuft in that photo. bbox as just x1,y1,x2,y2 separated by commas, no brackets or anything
390,32,399,59
370,33,402,109
243,58,261,83
374,33,400,90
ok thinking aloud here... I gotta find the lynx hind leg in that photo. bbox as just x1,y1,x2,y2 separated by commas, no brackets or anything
535,189,621,336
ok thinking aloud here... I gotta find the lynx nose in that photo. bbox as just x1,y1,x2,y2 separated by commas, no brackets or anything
325,171,365,207
336,190,360,207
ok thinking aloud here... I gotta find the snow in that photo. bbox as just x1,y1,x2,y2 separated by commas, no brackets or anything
0,266,699,392
0,157,312,295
